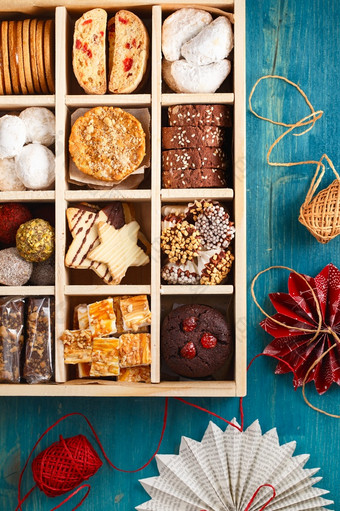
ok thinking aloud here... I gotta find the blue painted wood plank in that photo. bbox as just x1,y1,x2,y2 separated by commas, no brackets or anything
0,0,339,509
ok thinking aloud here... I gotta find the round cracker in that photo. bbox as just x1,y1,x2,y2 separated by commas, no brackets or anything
43,19,54,93
29,19,41,93
36,20,48,93
8,21,20,94
1,21,12,94
22,19,34,94
0,23,5,95
16,21,28,94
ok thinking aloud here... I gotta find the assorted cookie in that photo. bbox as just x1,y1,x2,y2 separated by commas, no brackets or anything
162,104,232,189
0,19,54,95
60,295,151,381
73,8,149,94
161,304,232,378
162,9,233,93
65,201,150,285
0,108,55,191
161,200,235,285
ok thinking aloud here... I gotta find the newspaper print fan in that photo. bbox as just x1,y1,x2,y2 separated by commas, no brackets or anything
137,420,333,511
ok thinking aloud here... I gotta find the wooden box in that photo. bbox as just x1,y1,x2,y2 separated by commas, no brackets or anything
0,1,246,397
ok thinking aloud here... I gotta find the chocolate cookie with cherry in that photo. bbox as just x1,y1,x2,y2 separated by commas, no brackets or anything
161,304,232,378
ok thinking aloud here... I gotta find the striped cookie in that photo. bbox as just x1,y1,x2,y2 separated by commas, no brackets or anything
8,21,21,94
16,21,28,94
36,20,48,94
23,19,34,94
43,20,55,93
29,19,41,93
1,22,12,94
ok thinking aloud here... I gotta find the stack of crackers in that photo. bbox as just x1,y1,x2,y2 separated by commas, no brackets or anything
0,19,54,95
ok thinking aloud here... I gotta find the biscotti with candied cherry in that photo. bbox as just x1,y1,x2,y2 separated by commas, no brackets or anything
108,10,149,94
72,8,107,94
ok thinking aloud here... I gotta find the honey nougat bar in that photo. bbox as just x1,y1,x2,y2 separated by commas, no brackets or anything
118,366,151,383
119,333,151,368
90,337,120,377
119,295,151,332
88,298,116,337
60,329,92,364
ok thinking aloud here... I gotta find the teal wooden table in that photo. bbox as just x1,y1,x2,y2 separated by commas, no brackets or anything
1,0,339,508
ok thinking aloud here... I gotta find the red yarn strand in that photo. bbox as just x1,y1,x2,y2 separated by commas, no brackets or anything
173,397,243,432
49,484,91,511
244,484,276,511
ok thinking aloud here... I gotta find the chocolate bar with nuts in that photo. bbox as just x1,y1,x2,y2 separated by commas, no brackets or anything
23,297,54,384
0,296,25,383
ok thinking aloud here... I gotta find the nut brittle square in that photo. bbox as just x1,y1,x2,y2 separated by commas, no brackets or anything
88,298,116,337
119,333,151,368
119,295,151,332
60,329,92,364
90,337,120,377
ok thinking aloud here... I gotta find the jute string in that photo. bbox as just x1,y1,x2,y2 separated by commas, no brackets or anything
251,266,340,418
249,75,340,244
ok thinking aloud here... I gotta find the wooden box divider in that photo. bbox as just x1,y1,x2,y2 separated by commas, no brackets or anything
0,1,246,397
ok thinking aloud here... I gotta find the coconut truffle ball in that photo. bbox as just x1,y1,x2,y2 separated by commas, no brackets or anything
0,247,32,286
15,143,55,190
30,256,55,285
0,158,26,191
0,115,26,159
19,107,55,146
16,218,54,262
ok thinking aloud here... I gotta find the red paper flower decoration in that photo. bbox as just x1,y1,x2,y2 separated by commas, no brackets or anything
261,263,340,394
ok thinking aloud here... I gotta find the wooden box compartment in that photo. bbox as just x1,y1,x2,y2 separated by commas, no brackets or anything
0,1,245,397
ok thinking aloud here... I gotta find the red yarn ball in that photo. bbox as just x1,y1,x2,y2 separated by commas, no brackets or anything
31,434,102,497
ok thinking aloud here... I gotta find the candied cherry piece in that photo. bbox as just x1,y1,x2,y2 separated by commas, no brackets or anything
123,57,133,72
180,342,196,359
201,333,217,349
181,316,198,332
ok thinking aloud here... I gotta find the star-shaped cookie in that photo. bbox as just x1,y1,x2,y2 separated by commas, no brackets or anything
65,203,125,284
88,221,149,284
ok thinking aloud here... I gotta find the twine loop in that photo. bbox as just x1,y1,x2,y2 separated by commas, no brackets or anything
249,75,340,243
251,265,340,418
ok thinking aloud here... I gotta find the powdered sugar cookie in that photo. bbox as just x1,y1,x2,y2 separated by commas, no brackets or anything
0,158,25,191
0,115,26,159
19,107,55,146
15,143,55,190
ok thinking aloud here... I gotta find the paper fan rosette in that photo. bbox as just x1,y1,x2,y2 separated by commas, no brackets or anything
137,420,333,510
260,263,340,394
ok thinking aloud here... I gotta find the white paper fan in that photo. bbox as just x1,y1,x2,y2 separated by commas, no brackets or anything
137,420,333,511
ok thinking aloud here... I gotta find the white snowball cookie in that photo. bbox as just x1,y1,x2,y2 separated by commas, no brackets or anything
181,16,234,66
15,143,55,190
0,158,26,191
0,115,26,159
162,8,212,61
19,107,56,146
162,59,231,93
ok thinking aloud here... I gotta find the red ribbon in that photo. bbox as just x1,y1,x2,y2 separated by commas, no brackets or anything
16,353,297,510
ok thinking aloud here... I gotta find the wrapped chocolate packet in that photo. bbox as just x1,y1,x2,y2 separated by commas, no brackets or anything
23,297,54,384
0,296,25,383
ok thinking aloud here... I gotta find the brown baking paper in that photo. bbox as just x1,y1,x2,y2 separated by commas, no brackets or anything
68,107,151,189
